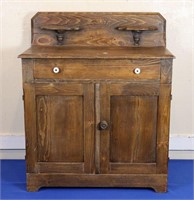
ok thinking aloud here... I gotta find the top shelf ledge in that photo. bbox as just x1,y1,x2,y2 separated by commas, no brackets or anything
115,25,158,31
115,25,158,46
40,25,82,45
40,25,81,31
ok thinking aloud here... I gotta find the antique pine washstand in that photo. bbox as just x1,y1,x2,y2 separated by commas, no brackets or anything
19,12,175,192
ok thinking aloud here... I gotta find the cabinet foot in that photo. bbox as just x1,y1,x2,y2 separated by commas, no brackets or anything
152,185,167,193
27,183,40,192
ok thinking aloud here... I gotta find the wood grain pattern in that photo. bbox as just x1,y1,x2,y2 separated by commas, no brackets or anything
37,162,84,173
22,59,34,83
110,94,157,163
35,83,95,173
19,46,174,59
160,59,173,83
35,83,83,95
84,84,95,173
116,25,158,31
110,163,156,174
31,12,166,47
110,83,160,96
34,58,160,80
95,83,101,174
99,84,110,174
36,95,51,162
156,84,171,174
27,173,167,192
34,58,161,67
37,95,84,162
40,25,81,31
23,84,37,173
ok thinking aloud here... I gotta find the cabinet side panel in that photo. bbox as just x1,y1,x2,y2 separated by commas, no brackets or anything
22,59,34,83
156,84,171,173
160,59,173,84
23,84,37,172
37,95,84,162
110,96,157,163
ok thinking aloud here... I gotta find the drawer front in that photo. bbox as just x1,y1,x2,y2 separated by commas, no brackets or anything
34,59,160,80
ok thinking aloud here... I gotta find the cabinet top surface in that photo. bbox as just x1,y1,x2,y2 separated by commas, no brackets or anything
19,46,174,59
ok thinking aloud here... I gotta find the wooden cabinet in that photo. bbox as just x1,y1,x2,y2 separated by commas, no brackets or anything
19,12,174,192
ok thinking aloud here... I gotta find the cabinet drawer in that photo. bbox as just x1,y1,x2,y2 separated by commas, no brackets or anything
34,59,160,80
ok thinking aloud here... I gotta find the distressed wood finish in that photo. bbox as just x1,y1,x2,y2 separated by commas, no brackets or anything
22,59,34,83
37,95,84,162
95,83,101,174
156,84,171,174
110,163,156,174
34,59,160,81
160,59,173,84
98,83,159,175
27,173,167,192
23,84,37,173
35,83,83,95
31,12,166,47
99,84,111,174
19,46,174,59
109,83,160,96
110,95,158,163
37,162,84,173
20,12,174,193
29,83,94,174
83,84,95,173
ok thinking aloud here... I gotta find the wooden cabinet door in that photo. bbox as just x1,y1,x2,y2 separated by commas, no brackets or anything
98,83,169,174
24,83,94,174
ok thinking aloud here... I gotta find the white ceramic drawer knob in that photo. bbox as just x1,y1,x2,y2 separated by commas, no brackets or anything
133,68,141,74
53,67,60,74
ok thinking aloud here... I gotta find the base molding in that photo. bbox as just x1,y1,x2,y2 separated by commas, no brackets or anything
27,173,167,192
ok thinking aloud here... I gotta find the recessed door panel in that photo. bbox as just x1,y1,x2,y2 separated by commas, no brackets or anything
110,96,157,163
37,95,84,162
